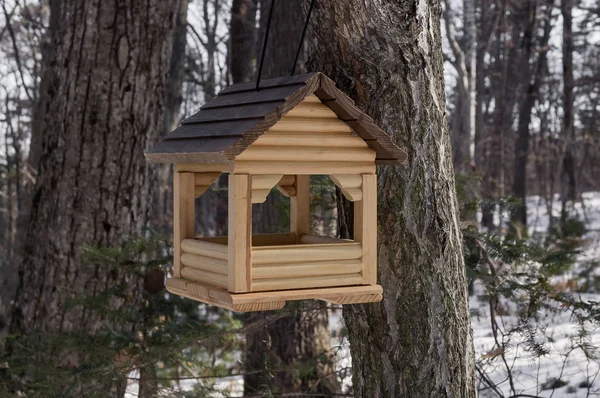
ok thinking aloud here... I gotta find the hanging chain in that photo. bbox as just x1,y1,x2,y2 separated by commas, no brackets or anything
255,0,317,90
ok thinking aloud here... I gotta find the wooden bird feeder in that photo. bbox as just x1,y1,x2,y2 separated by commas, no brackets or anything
146,72,407,312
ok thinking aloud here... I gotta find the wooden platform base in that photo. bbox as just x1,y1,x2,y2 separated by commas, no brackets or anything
166,277,383,312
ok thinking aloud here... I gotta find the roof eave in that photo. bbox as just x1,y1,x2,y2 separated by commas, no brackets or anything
144,151,230,164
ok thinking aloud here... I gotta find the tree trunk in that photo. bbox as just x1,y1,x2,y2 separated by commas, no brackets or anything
444,0,476,174
309,1,477,397
9,0,179,387
1,0,62,319
560,0,576,225
511,2,553,230
230,0,258,84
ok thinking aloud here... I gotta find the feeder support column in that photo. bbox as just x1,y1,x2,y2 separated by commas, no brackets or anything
290,175,310,242
354,174,377,285
173,172,196,278
228,174,252,292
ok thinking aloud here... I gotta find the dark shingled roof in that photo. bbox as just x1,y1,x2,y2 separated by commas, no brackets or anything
146,72,407,165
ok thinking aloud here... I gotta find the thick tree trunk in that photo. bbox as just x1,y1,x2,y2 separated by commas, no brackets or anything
9,0,178,357
309,1,477,397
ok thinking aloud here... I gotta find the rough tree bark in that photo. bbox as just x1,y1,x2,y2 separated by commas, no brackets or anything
9,0,180,390
242,1,337,395
309,1,477,397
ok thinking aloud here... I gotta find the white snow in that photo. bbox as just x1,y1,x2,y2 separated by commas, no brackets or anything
471,193,600,397
126,193,600,397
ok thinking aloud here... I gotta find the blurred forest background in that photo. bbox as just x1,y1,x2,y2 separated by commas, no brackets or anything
0,0,600,397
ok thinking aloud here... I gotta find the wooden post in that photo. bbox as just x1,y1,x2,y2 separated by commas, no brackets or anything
354,174,377,285
290,175,310,242
228,174,252,292
174,172,195,278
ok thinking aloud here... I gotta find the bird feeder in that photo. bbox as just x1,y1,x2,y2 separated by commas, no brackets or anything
146,72,407,312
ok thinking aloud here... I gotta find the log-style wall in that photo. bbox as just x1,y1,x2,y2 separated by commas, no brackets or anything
250,236,365,292
177,234,368,292
233,95,377,175
180,238,229,289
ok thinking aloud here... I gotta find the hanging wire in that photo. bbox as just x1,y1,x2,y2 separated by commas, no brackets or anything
256,0,276,91
291,0,316,76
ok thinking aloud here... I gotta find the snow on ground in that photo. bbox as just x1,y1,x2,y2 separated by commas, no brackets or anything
328,193,600,397
472,192,600,397
126,193,600,397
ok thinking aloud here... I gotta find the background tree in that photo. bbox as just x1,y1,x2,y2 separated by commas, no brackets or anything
7,0,182,393
0,0,49,312
444,0,476,174
560,0,576,226
309,1,477,396
511,0,554,229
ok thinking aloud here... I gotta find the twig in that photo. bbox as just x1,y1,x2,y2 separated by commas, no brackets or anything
1,2,34,102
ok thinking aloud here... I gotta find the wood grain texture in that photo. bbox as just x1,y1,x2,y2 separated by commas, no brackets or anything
253,133,369,148
228,174,252,292
146,72,407,165
354,174,377,284
252,273,364,291
330,174,363,201
181,253,228,275
236,147,375,162
165,277,382,312
174,172,195,278
193,172,222,198
252,259,362,279
166,278,286,312
196,232,297,246
181,267,229,288
232,161,375,175
181,239,228,260
276,174,297,197
229,283,383,304
251,242,362,264
251,174,283,203
299,234,353,244
290,175,310,241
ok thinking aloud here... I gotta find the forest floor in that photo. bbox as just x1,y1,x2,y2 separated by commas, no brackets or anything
125,193,600,397
471,192,600,398
331,192,600,398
